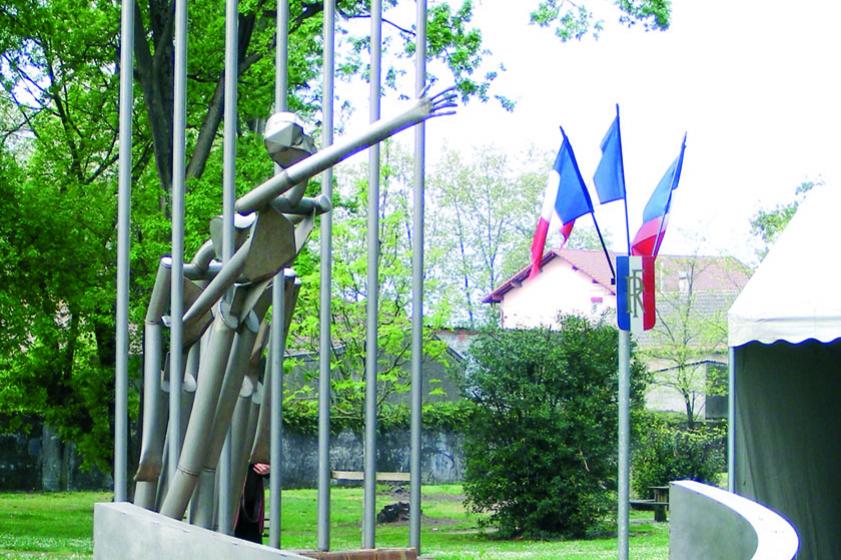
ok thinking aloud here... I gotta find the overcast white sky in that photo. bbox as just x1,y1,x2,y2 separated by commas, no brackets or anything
343,0,841,264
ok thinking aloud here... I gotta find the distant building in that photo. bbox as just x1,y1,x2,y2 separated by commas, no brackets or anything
483,248,752,420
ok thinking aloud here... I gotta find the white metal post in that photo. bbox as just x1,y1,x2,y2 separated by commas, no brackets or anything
362,0,382,548
317,0,336,551
115,0,135,503
618,329,631,560
410,0,427,551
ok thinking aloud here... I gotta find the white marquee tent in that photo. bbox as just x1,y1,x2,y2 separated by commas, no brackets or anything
728,183,841,560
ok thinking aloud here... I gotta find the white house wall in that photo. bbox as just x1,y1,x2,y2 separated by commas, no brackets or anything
499,258,616,328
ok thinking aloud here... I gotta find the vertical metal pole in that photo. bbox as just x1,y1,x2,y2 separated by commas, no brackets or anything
115,0,135,504
618,330,631,560
317,0,336,551
169,0,188,485
275,0,288,113
270,0,289,549
362,0,382,549
217,0,238,534
728,346,736,493
409,0,427,552
269,274,285,548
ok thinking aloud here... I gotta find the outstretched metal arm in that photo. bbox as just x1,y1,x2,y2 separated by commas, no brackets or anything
235,87,458,214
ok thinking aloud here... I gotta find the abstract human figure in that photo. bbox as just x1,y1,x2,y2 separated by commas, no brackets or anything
132,87,457,526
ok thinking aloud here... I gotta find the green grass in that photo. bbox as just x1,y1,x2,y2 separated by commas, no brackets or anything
0,486,668,559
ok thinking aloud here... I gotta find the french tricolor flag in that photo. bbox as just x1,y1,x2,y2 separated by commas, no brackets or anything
631,134,687,257
530,129,594,279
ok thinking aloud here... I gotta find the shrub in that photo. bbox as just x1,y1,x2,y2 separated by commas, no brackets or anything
632,414,725,496
461,317,648,538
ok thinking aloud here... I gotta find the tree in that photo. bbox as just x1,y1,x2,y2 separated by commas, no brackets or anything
0,0,496,470
530,0,670,41
462,316,648,538
428,145,548,327
0,0,672,470
642,251,748,427
286,141,450,423
750,180,817,260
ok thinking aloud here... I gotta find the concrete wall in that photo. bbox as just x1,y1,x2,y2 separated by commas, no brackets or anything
0,423,112,491
1,425,462,491
669,480,798,560
94,502,309,560
282,429,463,487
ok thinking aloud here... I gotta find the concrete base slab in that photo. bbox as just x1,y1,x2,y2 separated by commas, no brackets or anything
94,502,309,560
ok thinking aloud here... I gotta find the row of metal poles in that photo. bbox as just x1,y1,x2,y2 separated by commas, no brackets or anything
116,0,429,552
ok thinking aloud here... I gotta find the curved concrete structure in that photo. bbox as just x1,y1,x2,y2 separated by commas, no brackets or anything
94,502,309,559
669,481,798,560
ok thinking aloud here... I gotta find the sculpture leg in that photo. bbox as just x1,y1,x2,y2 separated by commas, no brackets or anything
159,303,239,520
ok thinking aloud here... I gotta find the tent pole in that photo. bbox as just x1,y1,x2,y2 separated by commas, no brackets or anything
728,346,736,493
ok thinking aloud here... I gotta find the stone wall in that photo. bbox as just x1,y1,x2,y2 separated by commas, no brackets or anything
281,429,464,488
0,423,112,491
0,424,464,491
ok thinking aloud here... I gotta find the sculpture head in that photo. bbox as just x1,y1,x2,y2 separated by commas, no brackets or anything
263,112,315,168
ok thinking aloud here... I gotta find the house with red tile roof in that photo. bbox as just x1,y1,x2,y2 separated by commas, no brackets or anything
483,248,752,419
483,248,750,330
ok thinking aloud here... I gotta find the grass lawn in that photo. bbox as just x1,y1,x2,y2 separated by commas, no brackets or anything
0,485,668,559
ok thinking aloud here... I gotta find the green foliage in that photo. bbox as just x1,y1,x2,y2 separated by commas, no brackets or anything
642,254,746,427
530,0,670,41
281,399,477,435
461,318,649,538
632,414,725,497
0,0,492,470
286,142,451,422
428,145,549,328
750,180,817,259
0,0,673,471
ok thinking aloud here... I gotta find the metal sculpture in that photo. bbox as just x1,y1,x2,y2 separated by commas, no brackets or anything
130,87,455,526
114,0,447,554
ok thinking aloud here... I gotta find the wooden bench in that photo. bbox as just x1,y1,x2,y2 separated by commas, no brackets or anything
630,486,670,522
331,470,410,484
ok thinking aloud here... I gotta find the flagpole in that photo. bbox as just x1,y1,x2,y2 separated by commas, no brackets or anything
618,328,630,560
560,125,615,282
651,133,686,257
591,214,615,282
616,104,631,256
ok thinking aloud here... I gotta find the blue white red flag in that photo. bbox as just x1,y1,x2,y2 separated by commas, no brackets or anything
529,129,594,278
631,134,687,257
617,255,655,332
593,105,625,205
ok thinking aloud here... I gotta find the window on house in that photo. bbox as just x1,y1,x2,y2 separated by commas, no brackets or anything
678,271,689,294
590,296,603,315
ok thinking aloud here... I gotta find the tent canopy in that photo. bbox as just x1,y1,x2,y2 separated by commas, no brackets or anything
728,184,841,347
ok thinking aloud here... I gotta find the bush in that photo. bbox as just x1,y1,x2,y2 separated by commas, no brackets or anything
632,415,725,496
461,317,648,538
